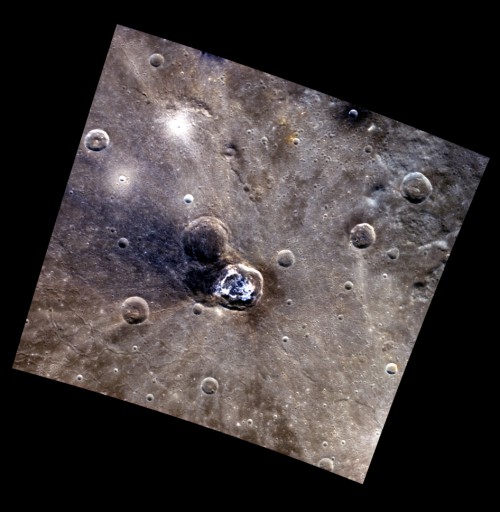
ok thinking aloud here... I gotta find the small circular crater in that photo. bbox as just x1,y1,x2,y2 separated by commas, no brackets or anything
382,273,388,279
348,109,359,119
401,172,432,203
121,296,150,325
223,143,237,157
213,264,263,310
286,299,293,306
149,53,164,67
201,377,219,395
350,223,376,249
84,129,109,151
182,216,229,263
344,281,353,290
385,363,398,375
183,194,194,204
292,137,300,145
146,393,154,402
117,237,129,249
364,145,373,153
277,249,295,267
387,247,400,260
337,314,344,320
282,336,289,343
113,368,119,374
318,457,335,471
76,374,83,381
192,303,203,315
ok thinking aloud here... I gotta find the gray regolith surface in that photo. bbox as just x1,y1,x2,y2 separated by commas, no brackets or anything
13,25,489,484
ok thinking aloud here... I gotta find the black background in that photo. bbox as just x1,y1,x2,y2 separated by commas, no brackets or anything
5,6,497,506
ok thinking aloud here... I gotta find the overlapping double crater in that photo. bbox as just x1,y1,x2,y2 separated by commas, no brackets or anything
182,216,263,310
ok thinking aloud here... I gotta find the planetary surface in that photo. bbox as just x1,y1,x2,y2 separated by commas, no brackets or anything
13,24,489,483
